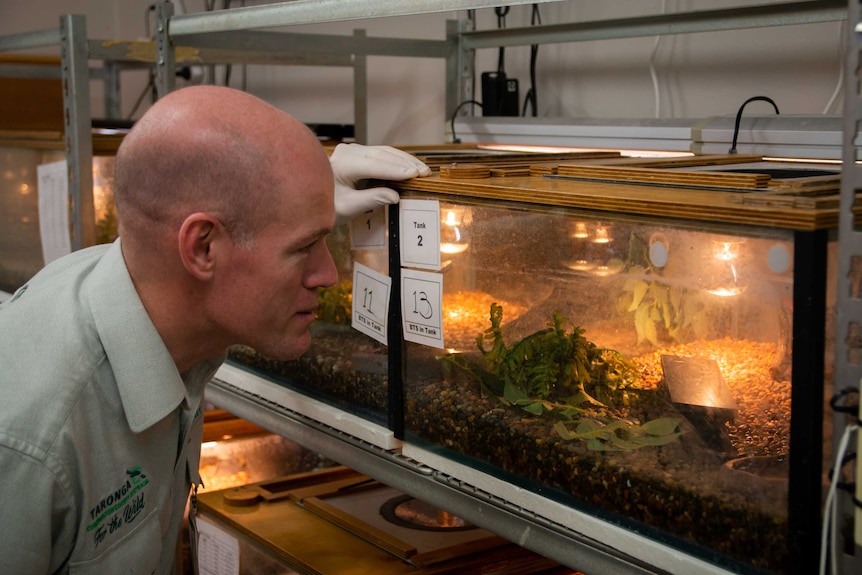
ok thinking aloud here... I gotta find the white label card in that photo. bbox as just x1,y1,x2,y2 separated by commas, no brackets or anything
196,516,240,575
352,262,391,345
37,160,71,264
350,206,387,250
401,268,444,349
399,199,441,271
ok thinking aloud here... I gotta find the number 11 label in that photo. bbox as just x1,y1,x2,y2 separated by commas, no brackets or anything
401,268,444,349
352,262,391,345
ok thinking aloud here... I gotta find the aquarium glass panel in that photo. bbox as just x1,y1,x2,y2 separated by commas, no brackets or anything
0,150,116,293
228,225,391,427
402,193,833,574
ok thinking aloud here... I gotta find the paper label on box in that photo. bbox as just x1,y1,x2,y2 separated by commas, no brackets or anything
401,268,444,349
399,199,440,270
350,206,386,250
37,160,71,264
197,516,239,575
352,262,391,345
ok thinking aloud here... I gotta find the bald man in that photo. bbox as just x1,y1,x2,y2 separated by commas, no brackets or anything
0,85,429,573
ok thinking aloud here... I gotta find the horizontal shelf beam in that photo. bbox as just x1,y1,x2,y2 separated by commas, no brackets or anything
205,378,667,575
175,30,452,60
0,28,61,52
461,0,847,49
168,0,564,36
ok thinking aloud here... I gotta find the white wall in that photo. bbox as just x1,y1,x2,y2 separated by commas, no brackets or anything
0,0,845,145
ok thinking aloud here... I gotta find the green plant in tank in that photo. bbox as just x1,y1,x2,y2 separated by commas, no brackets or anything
438,303,681,451
617,232,709,347
316,279,352,325
95,197,118,245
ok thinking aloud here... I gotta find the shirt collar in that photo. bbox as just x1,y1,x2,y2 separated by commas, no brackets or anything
87,239,220,432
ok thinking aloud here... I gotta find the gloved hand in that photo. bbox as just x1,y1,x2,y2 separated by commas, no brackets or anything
330,143,431,225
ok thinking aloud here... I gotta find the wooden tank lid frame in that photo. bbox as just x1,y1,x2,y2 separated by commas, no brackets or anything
394,153,844,231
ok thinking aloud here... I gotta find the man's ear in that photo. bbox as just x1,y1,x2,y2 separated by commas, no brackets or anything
178,213,225,281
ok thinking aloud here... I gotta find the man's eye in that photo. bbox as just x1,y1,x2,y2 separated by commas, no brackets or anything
298,240,318,253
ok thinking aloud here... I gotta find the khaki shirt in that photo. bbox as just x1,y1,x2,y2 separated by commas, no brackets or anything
0,240,223,573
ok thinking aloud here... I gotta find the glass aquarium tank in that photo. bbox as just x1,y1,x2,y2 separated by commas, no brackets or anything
0,147,117,293
228,221,395,429
394,157,837,575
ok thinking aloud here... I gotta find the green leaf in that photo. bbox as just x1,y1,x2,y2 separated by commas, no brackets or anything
577,419,601,435
628,281,649,312
556,407,585,420
670,286,684,313
617,292,634,315
586,438,612,451
554,421,574,440
632,432,682,446
644,317,659,347
519,401,544,415
639,417,682,436
609,434,642,451
503,380,528,403
634,304,649,344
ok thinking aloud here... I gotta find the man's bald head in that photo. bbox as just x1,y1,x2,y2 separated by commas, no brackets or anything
114,85,326,247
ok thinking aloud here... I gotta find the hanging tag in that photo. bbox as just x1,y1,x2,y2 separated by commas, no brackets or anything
399,199,441,271
352,262,391,345
401,268,444,349
37,160,71,263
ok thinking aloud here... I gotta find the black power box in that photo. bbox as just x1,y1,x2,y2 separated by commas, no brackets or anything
481,71,519,116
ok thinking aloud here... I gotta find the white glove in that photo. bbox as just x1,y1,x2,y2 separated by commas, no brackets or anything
330,143,431,225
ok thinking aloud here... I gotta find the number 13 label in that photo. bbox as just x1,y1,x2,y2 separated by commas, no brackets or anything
352,262,391,345
401,268,444,349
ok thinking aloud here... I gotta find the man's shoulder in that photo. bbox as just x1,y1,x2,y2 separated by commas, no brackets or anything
0,243,120,459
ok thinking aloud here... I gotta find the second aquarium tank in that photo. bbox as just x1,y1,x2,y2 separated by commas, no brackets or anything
228,221,394,429
393,154,837,575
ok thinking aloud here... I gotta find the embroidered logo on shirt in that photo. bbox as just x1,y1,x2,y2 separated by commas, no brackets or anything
87,466,149,548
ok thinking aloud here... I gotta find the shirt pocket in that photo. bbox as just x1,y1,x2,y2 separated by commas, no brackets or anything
68,508,162,575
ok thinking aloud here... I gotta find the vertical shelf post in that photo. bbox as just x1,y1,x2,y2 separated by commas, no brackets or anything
834,1,862,572
60,14,95,251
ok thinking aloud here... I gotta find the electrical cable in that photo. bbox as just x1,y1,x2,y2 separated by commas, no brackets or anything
495,6,509,74
449,99,483,143
729,96,779,154
823,20,845,115
648,0,667,119
128,4,159,120
522,4,541,117
829,387,859,418
127,76,155,120
819,422,858,575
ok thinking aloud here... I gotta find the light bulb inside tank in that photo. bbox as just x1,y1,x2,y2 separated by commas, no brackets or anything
571,221,589,239
440,207,470,255
591,224,612,244
706,238,746,297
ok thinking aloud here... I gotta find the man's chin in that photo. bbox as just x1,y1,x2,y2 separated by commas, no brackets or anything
254,332,311,361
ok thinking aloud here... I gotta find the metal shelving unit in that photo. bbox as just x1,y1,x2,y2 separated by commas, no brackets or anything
166,2,860,574
834,2,862,575
1,1,859,572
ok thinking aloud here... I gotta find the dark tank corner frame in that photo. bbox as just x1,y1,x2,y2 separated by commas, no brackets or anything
388,202,405,439
788,229,828,575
